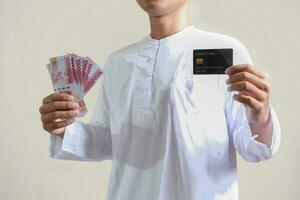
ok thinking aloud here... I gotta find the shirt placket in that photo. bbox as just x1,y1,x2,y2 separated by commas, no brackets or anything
132,42,160,108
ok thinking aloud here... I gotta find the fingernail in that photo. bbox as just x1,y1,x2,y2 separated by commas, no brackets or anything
225,79,229,84
68,95,74,101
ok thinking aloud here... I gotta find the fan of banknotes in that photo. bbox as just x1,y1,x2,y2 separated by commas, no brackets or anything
46,53,104,117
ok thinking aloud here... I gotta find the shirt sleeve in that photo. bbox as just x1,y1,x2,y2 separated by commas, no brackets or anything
48,56,113,162
224,38,282,162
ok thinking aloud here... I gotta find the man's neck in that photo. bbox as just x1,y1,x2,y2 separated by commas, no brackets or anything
149,5,191,40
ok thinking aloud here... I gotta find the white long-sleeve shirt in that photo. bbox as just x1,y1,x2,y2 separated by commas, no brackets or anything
49,25,281,200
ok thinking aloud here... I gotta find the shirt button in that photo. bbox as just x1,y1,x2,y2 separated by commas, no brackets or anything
147,57,154,63
146,71,153,77
100,122,106,127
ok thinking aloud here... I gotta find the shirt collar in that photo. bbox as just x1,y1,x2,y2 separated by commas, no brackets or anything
143,25,196,44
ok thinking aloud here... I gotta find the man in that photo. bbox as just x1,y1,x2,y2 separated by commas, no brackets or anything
39,0,281,199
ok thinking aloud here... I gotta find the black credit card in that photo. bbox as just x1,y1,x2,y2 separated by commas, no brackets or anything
193,49,233,74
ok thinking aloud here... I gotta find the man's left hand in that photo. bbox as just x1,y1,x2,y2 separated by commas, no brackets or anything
225,64,271,125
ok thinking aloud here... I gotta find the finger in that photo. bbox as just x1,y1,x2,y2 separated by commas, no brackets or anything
41,110,79,123
44,118,75,132
225,64,268,79
233,93,263,111
228,81,267,101
40,101,79,114
226,71,271,92
42,93,74,104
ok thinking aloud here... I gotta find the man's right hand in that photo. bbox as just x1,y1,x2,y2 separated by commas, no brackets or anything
39,93,80,139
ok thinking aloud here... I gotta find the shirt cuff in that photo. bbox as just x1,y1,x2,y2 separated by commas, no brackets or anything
245,103,281,159
48,121,79,159
49,134,63,158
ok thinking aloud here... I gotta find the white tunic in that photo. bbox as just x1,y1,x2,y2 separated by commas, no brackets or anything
49,25,281,200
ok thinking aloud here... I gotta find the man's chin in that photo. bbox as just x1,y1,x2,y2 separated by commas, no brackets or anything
145,3,171,17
